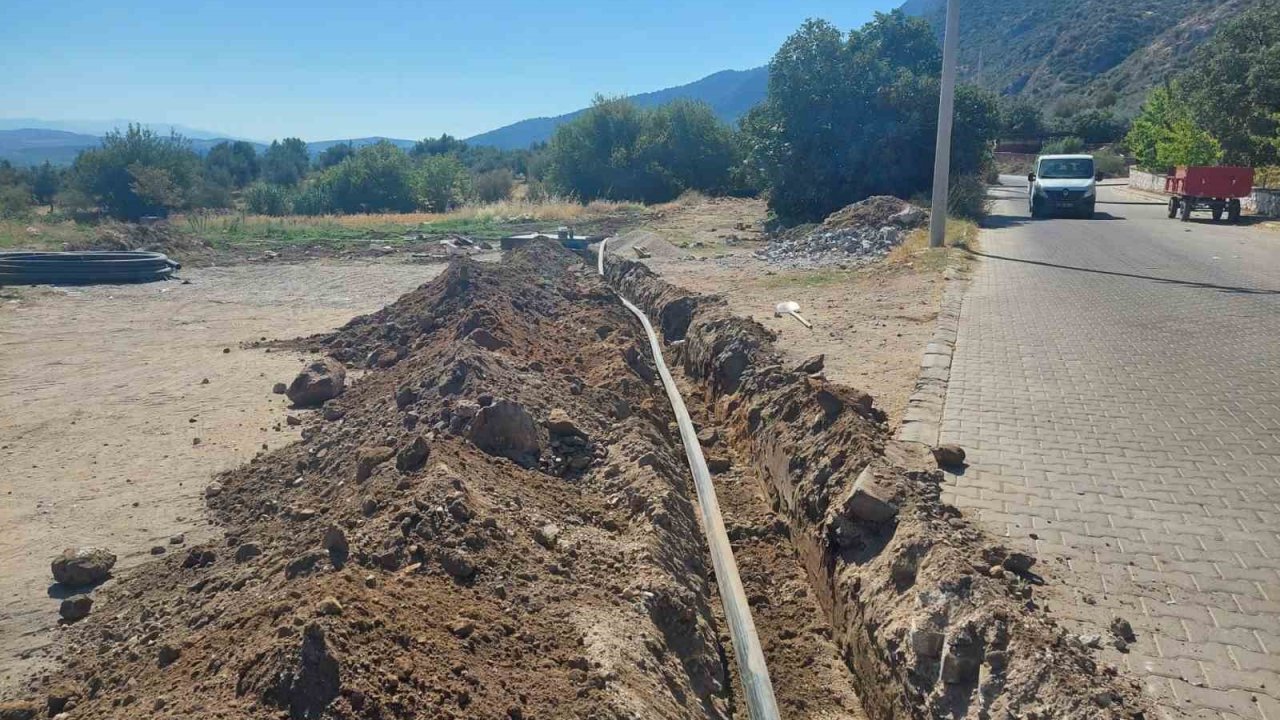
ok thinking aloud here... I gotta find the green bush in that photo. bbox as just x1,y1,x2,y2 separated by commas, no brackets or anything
0,183,32,219
323,142,418,214
261,138,309,186
947,174,990,221
1041,137,1086,155
291,183,334,216
473,168,515,203
416,154,471,212
1126,86,1222,171
244,181,292,216
1093,150,1127,177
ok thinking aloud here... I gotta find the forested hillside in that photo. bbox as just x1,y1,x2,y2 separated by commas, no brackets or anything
903,0,1263,115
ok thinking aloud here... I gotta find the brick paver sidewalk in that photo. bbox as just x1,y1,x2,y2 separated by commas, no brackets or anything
940,183,1280,719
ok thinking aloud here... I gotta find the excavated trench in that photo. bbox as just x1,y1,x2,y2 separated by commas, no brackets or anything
7,240,1154,720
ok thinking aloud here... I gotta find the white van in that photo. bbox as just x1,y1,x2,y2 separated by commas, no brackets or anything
1027,154,1103,219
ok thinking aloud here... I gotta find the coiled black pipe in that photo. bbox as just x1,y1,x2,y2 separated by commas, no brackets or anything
0,251,180,286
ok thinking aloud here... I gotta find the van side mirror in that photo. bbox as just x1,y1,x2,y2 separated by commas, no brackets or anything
1095,172,1104,182
1027,172,1036,182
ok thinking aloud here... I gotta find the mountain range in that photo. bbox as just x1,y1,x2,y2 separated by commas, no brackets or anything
1,0,1255,165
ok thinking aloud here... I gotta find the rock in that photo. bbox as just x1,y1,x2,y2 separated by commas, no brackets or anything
467,399,540,466
58,596,93,622
1110,616,1136,642
841,463,900,524
1002,552,1036,574
1080,634,1102,649
169,533,185,545
533,523,560,549
234,543,262,563
317,597,344,616
932,444,966,468
323,406,345,422
286,358,346,408
285,414,302,427
182,546,216,568
466,328,509,351
449,619,477,638
545,408,583,436
51,547,116,587
0,701,40,720
355,445,395,481
793,353,825,374
696,428,719,447
396,435,431,473
204,482,223,498
322,526,349,558
156,644,180,667
910,621,945,658
394,384,418,410
149,546,166,555
272,382,287,395
705,455,731,474
439,549,476,579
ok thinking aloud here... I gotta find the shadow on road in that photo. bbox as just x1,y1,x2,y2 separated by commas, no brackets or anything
983,211,1122,228
1098,200,1165,206
963,249,1280,296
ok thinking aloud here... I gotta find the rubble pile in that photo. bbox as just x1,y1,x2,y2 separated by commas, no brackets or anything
758,196,928,267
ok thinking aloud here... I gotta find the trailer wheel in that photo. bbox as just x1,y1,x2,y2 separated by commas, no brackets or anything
1228,199,1241,224
1179,198,1192,222
1212,206,1224,222
1167,197,1178,219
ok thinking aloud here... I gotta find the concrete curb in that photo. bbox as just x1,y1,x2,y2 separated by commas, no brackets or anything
897,268,966,447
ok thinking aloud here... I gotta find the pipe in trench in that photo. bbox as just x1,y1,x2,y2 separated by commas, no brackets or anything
596,239,781,720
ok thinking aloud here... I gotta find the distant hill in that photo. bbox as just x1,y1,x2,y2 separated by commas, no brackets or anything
900,0,1262,115
0,129,418,167
466,67,768,150
0,118,248,141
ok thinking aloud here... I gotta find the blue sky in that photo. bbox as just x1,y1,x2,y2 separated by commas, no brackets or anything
0,0,900,141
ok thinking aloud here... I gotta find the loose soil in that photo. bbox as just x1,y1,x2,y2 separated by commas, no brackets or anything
0,259,439,691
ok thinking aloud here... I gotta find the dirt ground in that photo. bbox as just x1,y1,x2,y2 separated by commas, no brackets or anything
0,259,440,691
633,196,951,425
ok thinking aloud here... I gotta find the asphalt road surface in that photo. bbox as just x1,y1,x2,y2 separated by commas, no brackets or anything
941,176,1280,719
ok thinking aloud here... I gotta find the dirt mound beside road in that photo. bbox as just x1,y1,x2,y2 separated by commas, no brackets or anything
761,196,928,267
13,241,734,719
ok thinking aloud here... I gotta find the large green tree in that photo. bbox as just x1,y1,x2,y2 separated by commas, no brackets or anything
261,137,310,186
1181,3,1280,166
1126,85,1223,170
741,13,1001,222
72,125,200,220
204,140,259,188
321,142,419,213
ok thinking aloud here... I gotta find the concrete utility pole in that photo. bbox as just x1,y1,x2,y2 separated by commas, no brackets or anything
928,0,960,248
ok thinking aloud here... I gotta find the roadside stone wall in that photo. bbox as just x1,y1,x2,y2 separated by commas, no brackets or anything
1254,188,1280,217
1128,168,1167,193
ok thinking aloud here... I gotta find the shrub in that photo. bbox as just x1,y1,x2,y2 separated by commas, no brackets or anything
244,182,292,216
324,142,418,214
0,183,32,219
291,183,334,216
1041,137,1086,155
1093,150,1127,178
261,138,310,186
473,169,515,203
947,174,990,221
416,155,471,212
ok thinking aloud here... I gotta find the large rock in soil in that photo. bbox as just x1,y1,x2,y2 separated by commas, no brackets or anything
286,358,346,407
467,399,540,466
51,547,116,587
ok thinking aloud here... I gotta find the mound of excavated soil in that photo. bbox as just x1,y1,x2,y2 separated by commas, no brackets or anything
10,241,734,719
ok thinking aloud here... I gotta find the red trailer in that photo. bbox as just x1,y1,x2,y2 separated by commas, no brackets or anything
1165,166,1254,223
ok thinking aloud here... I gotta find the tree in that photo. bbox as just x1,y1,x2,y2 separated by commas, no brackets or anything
416,154,471,212
72,124,200,220
321,142,419,213
473,168,514,203
30,162,60,209
547,97,647,201
204,141,259,188
741,13,1001,222
315,143,354,170
261,137,310,186
1126,85,1221,170
1000,98,1045,138
1180,3,1280,166
411,134,467,158
1056,109,1126,144
638,99,738,199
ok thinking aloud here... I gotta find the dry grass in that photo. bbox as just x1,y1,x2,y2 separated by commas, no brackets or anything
0,218,95,251
886,218,979,270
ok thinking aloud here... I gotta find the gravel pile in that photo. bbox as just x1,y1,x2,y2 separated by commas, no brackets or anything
758,196,928,267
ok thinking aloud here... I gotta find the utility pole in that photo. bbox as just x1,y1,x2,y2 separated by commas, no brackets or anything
928,0,960,248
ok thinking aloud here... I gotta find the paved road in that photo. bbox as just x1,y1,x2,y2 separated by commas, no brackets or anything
941,176,1280,719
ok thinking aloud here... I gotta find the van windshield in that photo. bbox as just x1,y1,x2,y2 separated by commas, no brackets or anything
1039,158,1094,179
